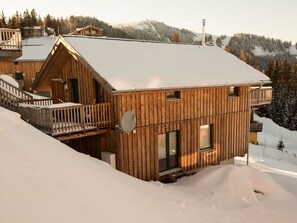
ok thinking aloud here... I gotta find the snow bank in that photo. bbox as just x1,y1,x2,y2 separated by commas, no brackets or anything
174,164,290,204
1,107,297,223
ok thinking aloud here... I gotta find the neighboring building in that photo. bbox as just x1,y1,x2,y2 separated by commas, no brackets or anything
70,25,103,37
30,35,270,181
23,26,45,38
0,36,57,91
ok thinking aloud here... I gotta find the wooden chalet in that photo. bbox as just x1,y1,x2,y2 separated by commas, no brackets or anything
23,26,44,38
0,36,56,91
26,35,271,181
70,25,103,37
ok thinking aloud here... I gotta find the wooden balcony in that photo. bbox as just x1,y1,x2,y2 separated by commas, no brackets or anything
251,86,272,107
18,102,112,137
0,28,22,58
250,121,263,132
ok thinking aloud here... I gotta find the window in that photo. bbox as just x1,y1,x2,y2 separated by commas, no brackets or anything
199,124,213,151
158,131,179,172
167,91,181,99
229,86,239,97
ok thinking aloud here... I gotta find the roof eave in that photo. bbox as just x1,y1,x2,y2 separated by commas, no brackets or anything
112,79,271,94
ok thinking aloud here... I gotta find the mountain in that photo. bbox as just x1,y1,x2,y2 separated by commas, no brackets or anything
114,20,297,68
114,20,197,44
114,20,229,47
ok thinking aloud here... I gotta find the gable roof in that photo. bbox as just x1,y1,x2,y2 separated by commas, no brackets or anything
34,35,270,92
70,25,103,35
15,36,57,62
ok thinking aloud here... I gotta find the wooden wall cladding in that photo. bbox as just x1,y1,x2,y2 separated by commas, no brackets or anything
113,86,250,127
0,59,43,91
52,56,110,104
113,87,250,181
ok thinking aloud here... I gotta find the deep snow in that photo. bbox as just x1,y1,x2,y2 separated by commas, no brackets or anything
0,107,297,222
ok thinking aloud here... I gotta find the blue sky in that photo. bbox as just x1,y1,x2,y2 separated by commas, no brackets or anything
4,0,297,43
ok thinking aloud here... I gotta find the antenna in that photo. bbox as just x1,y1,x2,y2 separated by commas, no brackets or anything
202,19,206,46
118,111,136,133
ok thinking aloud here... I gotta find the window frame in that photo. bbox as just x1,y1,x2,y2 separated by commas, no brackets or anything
199,124,213,152
158,130,179,172
228,86,239,97
166,90,181,100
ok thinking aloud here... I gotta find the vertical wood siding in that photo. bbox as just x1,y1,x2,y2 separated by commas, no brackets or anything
113,86,250,181
50,56,111,104
0,59,43,91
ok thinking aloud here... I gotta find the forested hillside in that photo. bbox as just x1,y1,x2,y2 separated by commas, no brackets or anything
257,59,297,130
226,33,297,71
0,9,131,39
224,34,297,130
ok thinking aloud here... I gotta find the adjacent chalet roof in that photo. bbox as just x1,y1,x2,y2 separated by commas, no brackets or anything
15,36,57,62
69,25,103,36
34,35,270,92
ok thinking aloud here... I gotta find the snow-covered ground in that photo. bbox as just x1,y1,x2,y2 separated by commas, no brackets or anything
236,115,297,196
0,107,297,222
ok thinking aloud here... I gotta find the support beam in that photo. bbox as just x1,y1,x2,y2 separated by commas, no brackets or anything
55,128,109,141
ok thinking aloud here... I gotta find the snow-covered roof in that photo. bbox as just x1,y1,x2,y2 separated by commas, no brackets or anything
63,36,270,91
15,37,57,62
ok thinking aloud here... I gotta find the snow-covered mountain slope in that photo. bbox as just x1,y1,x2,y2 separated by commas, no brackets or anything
114,20,200,44
1,107,297,222
114,20,297,59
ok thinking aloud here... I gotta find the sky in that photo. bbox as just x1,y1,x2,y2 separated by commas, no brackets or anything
3,0,297,43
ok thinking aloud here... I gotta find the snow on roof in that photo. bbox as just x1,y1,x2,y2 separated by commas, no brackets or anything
63,36,270,91
15,37,57,61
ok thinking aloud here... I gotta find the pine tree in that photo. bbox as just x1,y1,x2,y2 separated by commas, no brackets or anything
0,10,7,28
277,137,285,151
239,49,246,62
171,32,180,43
30,9,38,27
216,37,222,47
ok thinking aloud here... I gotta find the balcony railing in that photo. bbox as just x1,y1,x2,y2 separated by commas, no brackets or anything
250,121,263,132
18,102,112,136
0,77,33,111
0,28,22,50
251,86,272,107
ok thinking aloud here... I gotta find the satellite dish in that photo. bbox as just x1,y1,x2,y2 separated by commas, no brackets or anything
120,111,136,133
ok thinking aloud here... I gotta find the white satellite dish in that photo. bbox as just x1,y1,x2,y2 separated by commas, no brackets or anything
120,111,136,133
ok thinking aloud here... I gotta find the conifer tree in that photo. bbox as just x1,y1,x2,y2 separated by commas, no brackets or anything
0,11,7,28
171,32,180,43
277,137,285,151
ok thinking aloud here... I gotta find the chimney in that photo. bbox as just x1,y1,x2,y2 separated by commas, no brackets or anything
202,19,206,46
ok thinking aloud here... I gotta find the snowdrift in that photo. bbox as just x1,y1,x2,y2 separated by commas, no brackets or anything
1,107,297,223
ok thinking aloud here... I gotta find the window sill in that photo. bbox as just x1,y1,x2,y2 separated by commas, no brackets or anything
200,147,214,153
166,98,181,101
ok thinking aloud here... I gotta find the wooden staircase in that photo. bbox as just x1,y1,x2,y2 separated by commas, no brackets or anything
0,77,33,111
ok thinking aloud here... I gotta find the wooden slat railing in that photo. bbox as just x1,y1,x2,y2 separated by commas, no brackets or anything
18,103,111,136
32,99,53,106
251,86,272,107
0,78,33,110
0,28,22,50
